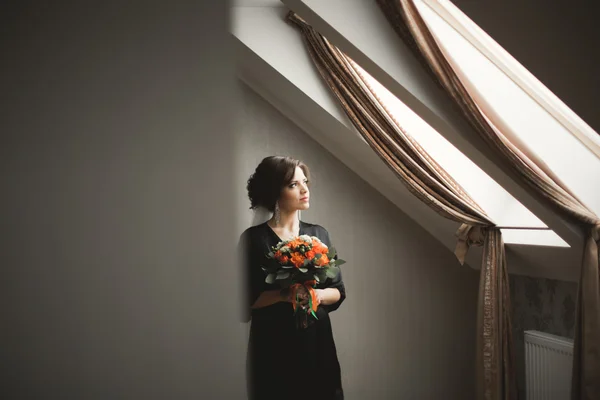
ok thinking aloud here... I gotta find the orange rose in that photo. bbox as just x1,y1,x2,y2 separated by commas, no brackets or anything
274,250,283,260
305,250,316,260
280,255,290,264
315,255,329,267
289,239,302,249
291,253,305,268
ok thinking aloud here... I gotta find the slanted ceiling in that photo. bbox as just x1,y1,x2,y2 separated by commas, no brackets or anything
231,1,587,282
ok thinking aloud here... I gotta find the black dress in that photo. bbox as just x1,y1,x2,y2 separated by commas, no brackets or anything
239,221,346,400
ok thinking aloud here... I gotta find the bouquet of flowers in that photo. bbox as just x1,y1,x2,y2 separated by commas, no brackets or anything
261,234,346,328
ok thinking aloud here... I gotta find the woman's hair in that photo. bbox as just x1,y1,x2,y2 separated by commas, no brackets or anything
247,156,311,212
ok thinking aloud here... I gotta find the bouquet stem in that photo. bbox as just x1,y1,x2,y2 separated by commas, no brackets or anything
296,309,308,329
292,282,318,329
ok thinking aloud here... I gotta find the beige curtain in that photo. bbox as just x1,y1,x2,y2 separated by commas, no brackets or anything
374,1,600,399
288,11,518,400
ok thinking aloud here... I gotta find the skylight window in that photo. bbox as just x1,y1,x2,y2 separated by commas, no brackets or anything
350,60,569,247
414,0,600,219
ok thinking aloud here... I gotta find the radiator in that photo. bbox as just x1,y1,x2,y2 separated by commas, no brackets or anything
524,330,574,400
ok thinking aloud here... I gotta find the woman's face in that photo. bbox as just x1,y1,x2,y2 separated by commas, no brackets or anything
278,166,310,212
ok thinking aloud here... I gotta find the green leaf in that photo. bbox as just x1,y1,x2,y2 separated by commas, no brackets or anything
276,271,290,280
314,274,320,283
327,247,337,260
299,267,308,273
303,258,310,267
265,273,276,284
314,253,322,260
334,259,346,266
326,266,340,279
317,269,328,281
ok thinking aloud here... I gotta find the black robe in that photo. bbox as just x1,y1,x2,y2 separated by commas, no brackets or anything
239,221,346,400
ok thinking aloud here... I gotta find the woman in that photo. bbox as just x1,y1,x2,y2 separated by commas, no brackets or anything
239,156,346,400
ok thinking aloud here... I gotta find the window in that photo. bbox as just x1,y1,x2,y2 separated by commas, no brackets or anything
415,0,600,219
352,60,569,246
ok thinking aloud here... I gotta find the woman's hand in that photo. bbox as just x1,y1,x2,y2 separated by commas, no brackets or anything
298,287,324,309
295,285,310,308
282,286,339,309
314,289,324,306
280,286,309,306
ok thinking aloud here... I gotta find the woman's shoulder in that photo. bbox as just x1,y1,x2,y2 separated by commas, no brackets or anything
240,220,264,243
239,222,267,242
301,220,324,230
301,221,331,239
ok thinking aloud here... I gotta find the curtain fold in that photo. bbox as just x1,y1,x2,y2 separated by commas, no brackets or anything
288,11,517,400
477,229,518,399
374,1,600,399
287,12,492,229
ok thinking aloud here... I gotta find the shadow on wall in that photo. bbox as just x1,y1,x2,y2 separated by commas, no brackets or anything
251,207,272,227
509,274,577,399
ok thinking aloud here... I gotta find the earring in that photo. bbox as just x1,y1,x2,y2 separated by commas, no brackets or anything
274,201,281,225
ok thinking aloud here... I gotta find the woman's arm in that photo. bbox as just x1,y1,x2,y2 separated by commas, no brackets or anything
315,288,341,306
251,287,310,310
252,287,339,309
250,289,287,309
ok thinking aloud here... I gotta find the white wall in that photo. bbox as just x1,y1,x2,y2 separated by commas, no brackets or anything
237,80,480,399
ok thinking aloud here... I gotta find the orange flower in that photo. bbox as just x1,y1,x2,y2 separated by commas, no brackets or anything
274,250,283,260
291,253,305,268
310,239,326,252
288,239,303,249
305,250,316,260
313,243,328,255
315,254,329,267
280,255,290,264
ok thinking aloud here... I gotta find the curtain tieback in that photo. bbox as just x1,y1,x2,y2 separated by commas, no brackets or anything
454,223,488,265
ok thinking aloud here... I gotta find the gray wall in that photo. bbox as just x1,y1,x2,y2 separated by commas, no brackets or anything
2,2,245,399
510,275,578,399
236,81,480,399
